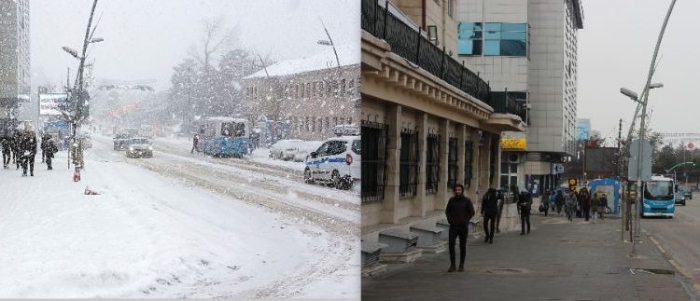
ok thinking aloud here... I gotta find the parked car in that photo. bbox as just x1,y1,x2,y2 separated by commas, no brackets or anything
675,191,687,206
125,137,153,158
678,186,692,200
293,141,324,162
304,135,360,190
269,139,303,160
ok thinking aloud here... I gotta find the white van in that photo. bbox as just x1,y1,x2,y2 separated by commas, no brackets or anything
304,135,360,189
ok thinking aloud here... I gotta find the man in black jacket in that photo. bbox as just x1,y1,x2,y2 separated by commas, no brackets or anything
481,188,498,244
445,184,475,272
1,136,11,168
19,132,37,177
45,138,58,170
518,191,533,235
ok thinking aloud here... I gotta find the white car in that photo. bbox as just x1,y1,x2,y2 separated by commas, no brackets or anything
269,139,304,160
293,141,324,162
304,136,360,189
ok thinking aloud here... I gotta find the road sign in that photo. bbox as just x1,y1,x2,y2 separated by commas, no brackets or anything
568,178,577,191
688,142,695,150
628,139,652,181
552,163,565,175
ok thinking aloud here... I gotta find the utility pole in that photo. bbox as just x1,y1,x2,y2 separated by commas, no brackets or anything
618,118,624,241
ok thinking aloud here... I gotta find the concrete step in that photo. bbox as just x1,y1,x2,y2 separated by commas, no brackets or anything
378,229,418,254
409,224,444,246
361,240,387,268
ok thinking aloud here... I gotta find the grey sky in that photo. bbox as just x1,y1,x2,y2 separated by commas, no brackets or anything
30,0,359,91
578,0,698,139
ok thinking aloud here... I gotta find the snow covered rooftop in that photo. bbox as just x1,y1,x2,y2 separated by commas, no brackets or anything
244,44,360,79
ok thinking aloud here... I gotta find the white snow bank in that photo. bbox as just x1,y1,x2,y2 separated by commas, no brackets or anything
244,44,360,79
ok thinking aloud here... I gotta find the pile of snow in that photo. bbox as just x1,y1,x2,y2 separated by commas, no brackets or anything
244,44,360,79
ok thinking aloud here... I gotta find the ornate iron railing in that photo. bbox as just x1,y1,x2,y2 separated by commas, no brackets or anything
362,0,490,102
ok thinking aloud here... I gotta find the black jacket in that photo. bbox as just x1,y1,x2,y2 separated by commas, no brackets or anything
19,136,37,157
445,194,475,226
517,192,533,212
481,190,498,215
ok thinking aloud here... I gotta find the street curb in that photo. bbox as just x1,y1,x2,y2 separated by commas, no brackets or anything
643,230,700,298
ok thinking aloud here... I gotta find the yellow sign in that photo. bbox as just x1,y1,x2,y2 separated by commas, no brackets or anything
500,138,527,151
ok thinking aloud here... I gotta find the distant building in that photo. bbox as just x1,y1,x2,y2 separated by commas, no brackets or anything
0,0,30,119
576,119,591,141
242,45,360,141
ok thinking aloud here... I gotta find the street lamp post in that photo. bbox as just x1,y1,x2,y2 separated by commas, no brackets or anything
620,0,677,258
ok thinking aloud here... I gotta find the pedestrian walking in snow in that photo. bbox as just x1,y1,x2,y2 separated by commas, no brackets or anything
555,190,565,215
1,136,11,168
45,138,58,170
591,193,601,223
13,132,21,169
191,134,199,154
579,188,591,221
19,131,37,177
481,188,498,244
565,190,578,221
445,184,475,273
40,134,47,163
518,191,533,235
495,189,505,233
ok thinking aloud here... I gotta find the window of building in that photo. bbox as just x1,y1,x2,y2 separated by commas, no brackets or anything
500,162,519,190
362,121,389,203
426,134,440,194
447,138,458,188
312,116,317,132
348,80,354,96
458,22,527,57
306,83,311,97
340,79,346,96
305,116,310,132
400,129,419,198
464,141,474,188
334,117,338,126
319,81,324,97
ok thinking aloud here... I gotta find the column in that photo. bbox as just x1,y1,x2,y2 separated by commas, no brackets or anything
412,112,428,217
435,119,450,212
380,104,402,224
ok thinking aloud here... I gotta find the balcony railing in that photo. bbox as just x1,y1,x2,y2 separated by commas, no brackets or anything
489,91,528,124
361,0,490,102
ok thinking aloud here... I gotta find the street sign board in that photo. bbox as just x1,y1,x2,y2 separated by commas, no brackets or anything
552,163,565,175
688,142,695,150
628,139,652,181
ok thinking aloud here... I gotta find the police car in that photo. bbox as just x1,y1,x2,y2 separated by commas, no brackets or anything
304,125,360,190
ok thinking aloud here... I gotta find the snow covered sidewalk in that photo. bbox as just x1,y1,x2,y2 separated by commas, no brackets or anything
0,149,359,298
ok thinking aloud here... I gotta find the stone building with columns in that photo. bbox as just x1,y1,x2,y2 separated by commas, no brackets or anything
360,0,527,268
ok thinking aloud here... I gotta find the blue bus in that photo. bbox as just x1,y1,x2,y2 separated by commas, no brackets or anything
196,117,251,158
641,175,675,218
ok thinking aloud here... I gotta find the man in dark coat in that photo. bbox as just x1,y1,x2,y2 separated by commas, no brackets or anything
518,191,533,235
555,190,565,215
481,188,498,244
45,138,58,170
19,132,37,177
40,134,47,163
445,184,475,272
191,134,199,154
579,188,592,221
1,136,11,168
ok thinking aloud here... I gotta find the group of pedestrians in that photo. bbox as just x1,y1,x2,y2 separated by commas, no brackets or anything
540,188,609,223
0,131,58,177
444,185,533,272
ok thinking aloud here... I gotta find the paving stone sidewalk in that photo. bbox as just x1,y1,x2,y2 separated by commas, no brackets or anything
362,214,698,301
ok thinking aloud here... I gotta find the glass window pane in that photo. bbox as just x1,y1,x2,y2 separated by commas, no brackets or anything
459,22,482,31
501,163,508,174
510,163,518,173
502,23,527,32
484,40,500,55
500,175,508,188
500,40,527,56
502,32,526,40
484,22,501,31
484,30,501,39
458,40,482,55
510,176,518,187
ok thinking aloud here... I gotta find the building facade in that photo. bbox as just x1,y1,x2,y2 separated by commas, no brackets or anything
0,0,30,119
455,0,583,193
361,0,526,266
242,46,360,141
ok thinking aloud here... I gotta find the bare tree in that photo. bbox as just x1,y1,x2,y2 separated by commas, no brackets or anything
188,17,240,73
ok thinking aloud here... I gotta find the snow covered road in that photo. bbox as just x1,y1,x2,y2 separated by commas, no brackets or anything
0,137,360,298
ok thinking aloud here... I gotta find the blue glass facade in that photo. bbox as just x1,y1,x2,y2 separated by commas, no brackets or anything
458,22,527,57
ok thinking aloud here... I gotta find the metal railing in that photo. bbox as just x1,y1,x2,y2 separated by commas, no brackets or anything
362,0,490,102
489,91,528,124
